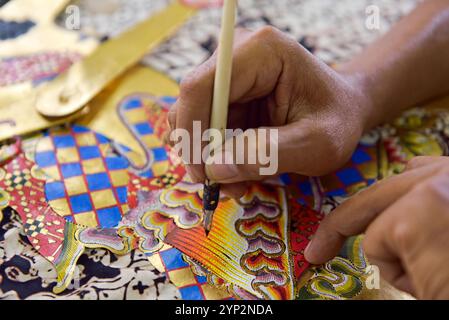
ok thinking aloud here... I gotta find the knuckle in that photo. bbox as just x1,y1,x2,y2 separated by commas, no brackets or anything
391,219,415,252
316,217,333,235
405,156,449,172
179,71,202,97
167,110,177,128
251,26,281,43
391,173,449,251
308,126,349,175
413,173,449,204
242,164,262,180
318,125,345,155
163,131,174,147
185,165,204,183
405,156,430,171
179,63,214,99
292,123,346,177
323,137,343,160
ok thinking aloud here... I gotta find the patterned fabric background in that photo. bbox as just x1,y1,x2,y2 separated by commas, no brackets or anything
0,208,180,299
143,0,420,80
55,0,420,80
1,0,422,300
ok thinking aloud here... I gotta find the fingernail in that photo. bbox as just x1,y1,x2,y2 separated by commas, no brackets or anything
304,240,314,259
206,151,239,182
185,166,202,183
167,111,176,131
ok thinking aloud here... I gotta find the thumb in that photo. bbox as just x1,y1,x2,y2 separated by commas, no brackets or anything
204,119,355,183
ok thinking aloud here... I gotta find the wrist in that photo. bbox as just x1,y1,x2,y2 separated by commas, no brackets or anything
337,68,384,133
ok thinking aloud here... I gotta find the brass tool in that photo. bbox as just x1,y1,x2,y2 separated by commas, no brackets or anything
0,1,196,142
35,1,196,118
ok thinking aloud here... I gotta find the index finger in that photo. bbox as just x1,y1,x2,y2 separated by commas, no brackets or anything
172,27,289,182
363,172,449,297
174,56,216,182
304,160,445,264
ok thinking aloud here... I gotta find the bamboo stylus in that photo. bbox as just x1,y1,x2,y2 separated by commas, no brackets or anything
203,0,237,236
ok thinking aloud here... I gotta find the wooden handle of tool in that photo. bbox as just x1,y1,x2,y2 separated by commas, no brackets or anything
209,0,237,148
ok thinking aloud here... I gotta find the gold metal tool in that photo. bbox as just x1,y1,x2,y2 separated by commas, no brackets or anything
0,1,196,142
35,1,196,118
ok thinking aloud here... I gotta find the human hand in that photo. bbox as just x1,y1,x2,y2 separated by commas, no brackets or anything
169,26,372,198
305,156,449,299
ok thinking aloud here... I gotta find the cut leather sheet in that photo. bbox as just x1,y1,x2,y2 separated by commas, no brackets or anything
3,1,443,301
11,69,181,228
54,222,139,293
297,236,368,300
2,108,447,298
0,3,195,141
0,49,85,139
111,93,174,176
34,1,196,119
0,151,318,299
127,159,186,209
281,143,378,211
282,108,449,212
180,253,261,300
0,153,85,293
148,244,233,300
0,136,20,164
289,202,323,279
0,152,138,293
387,108,447,161
35,125,131,228
73,178,230,300
137,180,295,300
76,67,180,162
34,99,177,229
0,154,67,263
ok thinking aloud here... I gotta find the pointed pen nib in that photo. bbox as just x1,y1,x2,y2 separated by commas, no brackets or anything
203,209,214,237
203,181,220,237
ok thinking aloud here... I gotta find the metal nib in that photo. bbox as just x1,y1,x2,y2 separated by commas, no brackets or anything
203,180,220,237
203,209,214,236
